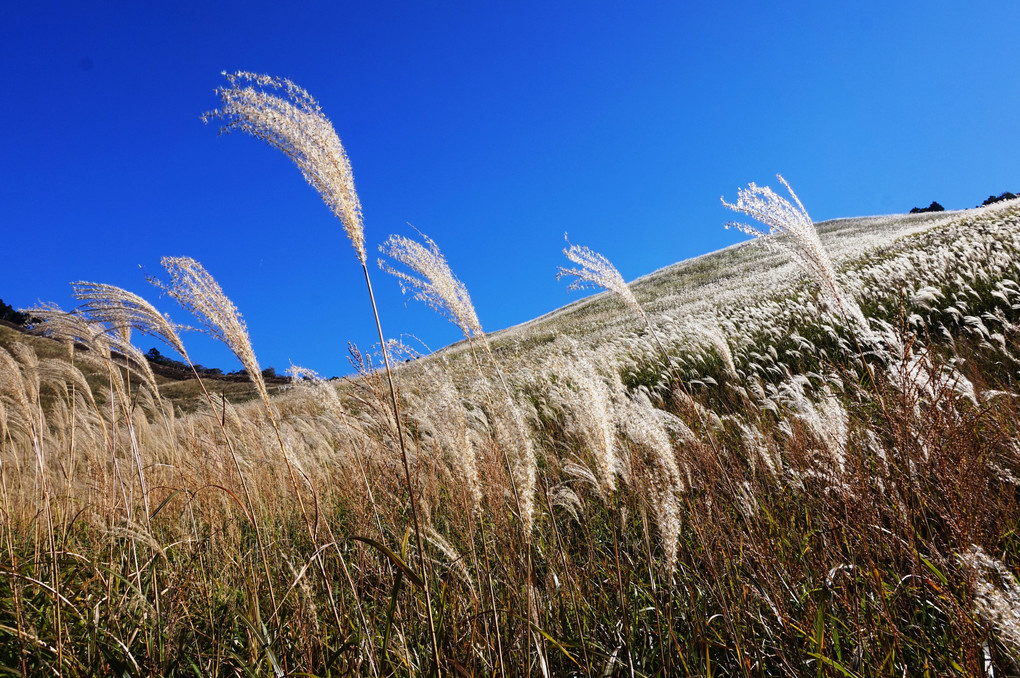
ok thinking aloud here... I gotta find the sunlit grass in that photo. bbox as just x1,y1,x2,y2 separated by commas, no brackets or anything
2,74,1019,675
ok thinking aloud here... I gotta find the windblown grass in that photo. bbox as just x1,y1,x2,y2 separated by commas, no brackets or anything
2,75,1019,676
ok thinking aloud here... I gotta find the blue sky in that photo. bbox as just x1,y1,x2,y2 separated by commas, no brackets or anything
2,2,1018,376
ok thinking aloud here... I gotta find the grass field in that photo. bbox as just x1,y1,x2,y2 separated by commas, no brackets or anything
2,72,1019,677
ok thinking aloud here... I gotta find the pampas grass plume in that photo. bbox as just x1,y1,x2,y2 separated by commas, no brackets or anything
204,71,366,264
153,256,270,406
558,235,644,319
379,231,482,340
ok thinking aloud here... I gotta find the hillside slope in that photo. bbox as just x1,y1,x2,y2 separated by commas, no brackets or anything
4,199,1020,675
429,203,1008,385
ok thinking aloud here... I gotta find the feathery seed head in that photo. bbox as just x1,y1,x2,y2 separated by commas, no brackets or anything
547,346,619,493
420,368,482,513
620,390,684,570
722,175,813,242
722,175,867,329
0,347,34,427
204,71,366,264
688,315,738,379
72,281,190,361
558,235,644,319
958,545,1020,650
26,303,113,360
721,175,837,292
379,232,482,340
152,256,269,405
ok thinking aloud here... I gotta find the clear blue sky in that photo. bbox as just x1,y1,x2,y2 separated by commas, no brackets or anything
2,2,1018,376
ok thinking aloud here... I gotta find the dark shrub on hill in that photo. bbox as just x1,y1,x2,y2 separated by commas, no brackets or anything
0,299,30,326
910,201,944,214
980,192,1018,207
146,347,228,379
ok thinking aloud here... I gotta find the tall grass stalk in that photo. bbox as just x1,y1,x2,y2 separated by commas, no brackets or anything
148,260,287,620
205,71,440,673
0,346,64,670
379,230,539,675
722,174,867,333
558,241,754,675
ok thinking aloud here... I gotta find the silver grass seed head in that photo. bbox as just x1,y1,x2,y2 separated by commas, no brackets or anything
558,235,645,319
39,359,96,409
204,71,366,264
687,315,738,379
379,232,483,340
722,175,812,240
0,346,31,415
958,545,1020,650
25,304,113,360
547,347,618,493
722,175,868,330
72,281,190,361
153,256,270,406
413,366,482,514
721,175,837,292
105,330,161,395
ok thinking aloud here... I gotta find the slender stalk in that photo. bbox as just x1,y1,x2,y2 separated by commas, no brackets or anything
27,415,62,672
468,340,535,676
542,481,591,677
478,518,507,678
682,494,751,678
186,364,280,618
2,428,29,675
362,260,442,674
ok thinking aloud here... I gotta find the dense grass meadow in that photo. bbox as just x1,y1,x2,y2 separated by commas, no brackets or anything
3,74,1020,676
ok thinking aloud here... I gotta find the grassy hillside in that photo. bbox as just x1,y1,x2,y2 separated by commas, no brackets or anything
2,199,1020,676
0,321,289,413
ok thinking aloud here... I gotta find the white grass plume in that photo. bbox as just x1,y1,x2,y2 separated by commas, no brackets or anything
558,235,644,319
681,314,738,380
722,175,866,329
152,256,270,406
543,345,620,493
204,71,366,263
25,303,112,360
38,359,96,409
378,231,482,340
380,230,536,541
619,390,684,570
958,545,1020,652
777,375,849,477
24,305,133,403
10,343,40,409
490,397,538,532
411,366,482,514
72,281,190,361
0,347,33,430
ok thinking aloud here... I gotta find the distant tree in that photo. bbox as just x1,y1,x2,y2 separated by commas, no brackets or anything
910,201,944,214
261,367,277,379
0,299,29,326
980,192,1018,207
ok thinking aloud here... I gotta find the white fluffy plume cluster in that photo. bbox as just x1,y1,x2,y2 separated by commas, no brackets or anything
203,71,366,264
378,232,482,340
71,281,189,360
558,236,644,319
722,175,865,328
152,256,269,406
